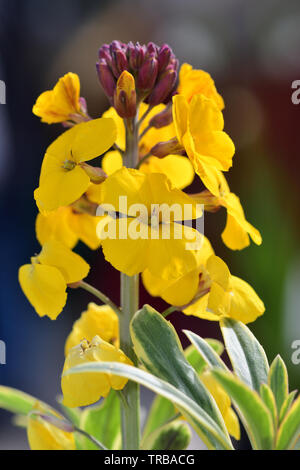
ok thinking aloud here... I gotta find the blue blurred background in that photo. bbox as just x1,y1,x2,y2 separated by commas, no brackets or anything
0,0,300,449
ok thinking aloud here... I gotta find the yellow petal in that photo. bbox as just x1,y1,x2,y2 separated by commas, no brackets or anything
178,63,225,109
35,157,90,211
27,403,75,450
189,94,224,135
172,94,189,144
65,303,119,355
224,407,241,440
228,276,265,324
71,118,117,163
102,107,126,151
140,155,194,190
222,193,262,250
62,336,132,408
68,213,102,250
102,150,123,176
19,264,67,320
206,256,231,290
36,207,78,249
38,240,90,284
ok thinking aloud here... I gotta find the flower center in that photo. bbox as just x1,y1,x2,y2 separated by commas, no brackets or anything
62,160,76,171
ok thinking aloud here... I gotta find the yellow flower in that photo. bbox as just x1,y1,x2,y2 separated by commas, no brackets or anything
194,169,262,250
99,167,202,280
27,403,75,451
102,150,194,190
142,236,214,306
65,303,119,355
34,118,116,212
62,336,132,408
36,206,102,250
32,73,82,124
18,240,89,320
178,63,225,110
201,371,240,440
173,94,235,196
184,255,265,324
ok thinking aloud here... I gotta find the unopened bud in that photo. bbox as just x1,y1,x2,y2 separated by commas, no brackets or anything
80,163,107,184
147,67,177,106
96,60,116,100
151,137,184,158
114,71,137,118
137,57,158,92
190,191,221,213
128,42,145,70
158,44,172,72
149,104,173,128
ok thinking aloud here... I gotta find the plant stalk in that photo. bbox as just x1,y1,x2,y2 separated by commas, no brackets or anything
120,114,141,450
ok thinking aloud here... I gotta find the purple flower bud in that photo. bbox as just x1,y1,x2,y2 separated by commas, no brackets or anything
128,42,145,70
112,49,128,75
137,57,159,91
158,44,172,72
147,67,177,106
96,60,116,100
149,104,173,128
147,42,158,57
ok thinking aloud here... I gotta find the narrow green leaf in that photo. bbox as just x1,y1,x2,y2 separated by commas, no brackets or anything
141,420,191,450
64,362,233,450
220,318,269,392
80,390,121,450
212,369,274,450
130,305,231,449
279,391,298,424
260,384,277,430
0,386,51,415
56,396,81,428
276,395,300,450
143,395,176,439
184,331,227,371
268,355,289,414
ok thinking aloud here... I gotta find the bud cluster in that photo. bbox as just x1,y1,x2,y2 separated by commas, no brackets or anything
96,41,178,111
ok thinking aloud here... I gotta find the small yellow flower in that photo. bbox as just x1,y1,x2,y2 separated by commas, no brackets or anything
34,118,116,212
194,169,262,250
99,167,202,280
33,73,82,124
184,255,265,324
27,403,75,451
65,303,119,355
62,336,132,408
173,94,235,196
178,63,225,110
18,241,90,320
201,371,240,440
36,206,102,250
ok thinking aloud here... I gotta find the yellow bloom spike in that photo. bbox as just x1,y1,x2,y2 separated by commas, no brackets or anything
173,94,235,196
178,63,225,110
32,73,82,124
62,336,132,408
65,303,119,355
34,118,116,211
36,206,102,251
18,241,90,320
27,403,75,451
99,167,202,280
201,371,240,440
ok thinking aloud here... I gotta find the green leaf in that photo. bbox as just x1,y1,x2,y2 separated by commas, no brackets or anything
64,361,233,450
141,420,191,450
184,331,227,371
56,396,81,428
143,395,176,439
212,369,274,450
80,390,121,450
0,386,51,415
130,305,231,449
220,318,269,392
260,384,277,430
279,391,298,424
276,395,300,450
268,355,289,414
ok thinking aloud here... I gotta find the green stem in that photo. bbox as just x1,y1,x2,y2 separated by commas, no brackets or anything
78,281,122,318
120,112,141,450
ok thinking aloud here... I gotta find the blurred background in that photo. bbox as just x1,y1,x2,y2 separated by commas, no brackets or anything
0,0,299,450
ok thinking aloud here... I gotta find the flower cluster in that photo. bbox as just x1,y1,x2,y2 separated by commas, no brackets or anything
17,40,266,449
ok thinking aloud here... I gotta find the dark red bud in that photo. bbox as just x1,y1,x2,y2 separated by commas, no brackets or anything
96,60,116,99
158,44,172,72
137,57,159,91
147,68,177,106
